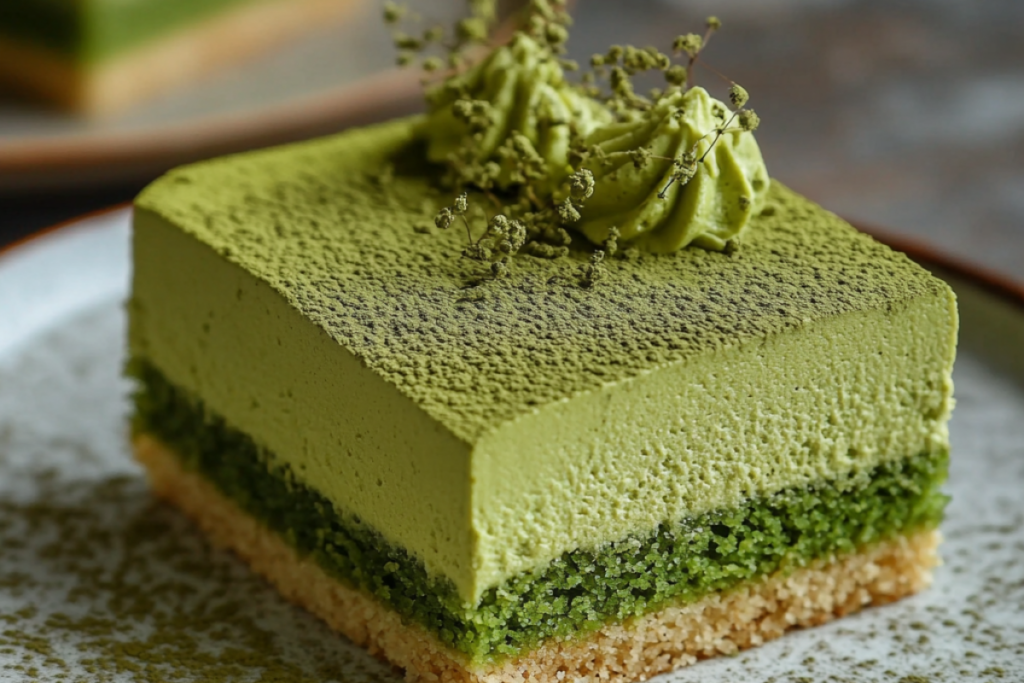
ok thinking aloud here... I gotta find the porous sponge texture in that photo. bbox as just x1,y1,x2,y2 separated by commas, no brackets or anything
135,435,939,683
130,360,949,659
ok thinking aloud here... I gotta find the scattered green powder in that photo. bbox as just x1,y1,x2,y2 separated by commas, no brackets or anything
0,471,395,682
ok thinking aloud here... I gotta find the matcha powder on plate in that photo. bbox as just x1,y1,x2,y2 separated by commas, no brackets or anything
1,213,1022,683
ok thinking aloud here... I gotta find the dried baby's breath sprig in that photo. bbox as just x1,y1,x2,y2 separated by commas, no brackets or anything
405,4,764,285
557,197,581,223
385,0,499,76
603,226,620,256
383,1,406,24
728,84,749,109
393,31,424,51
667,15,722,88
658,151,698,199
664,64,688,86
578,250,605,287
575,216,619,288
491,257,511,279
434,207,455,230
434,191,474,241
695,94,758,164
568,168,595,201
424,25,444,42
522,0,573,53
738,109,760,132
434,193,533,279
672,33,703,58
589,42,674,113
582,15,732,113
650,84,759,201
630,146,653,170
457,16,490,43
453,98,496,135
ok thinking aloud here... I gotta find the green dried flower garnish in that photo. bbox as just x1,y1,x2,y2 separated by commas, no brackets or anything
395,2,769,281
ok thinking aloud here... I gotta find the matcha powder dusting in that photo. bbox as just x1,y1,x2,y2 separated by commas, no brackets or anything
0,473,395,683
0,306,396,683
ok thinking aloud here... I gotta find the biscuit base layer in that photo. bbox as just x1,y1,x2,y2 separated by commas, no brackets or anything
134,434,940,683
0,0,359,115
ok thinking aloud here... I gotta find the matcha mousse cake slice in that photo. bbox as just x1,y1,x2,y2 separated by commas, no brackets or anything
0,0,358,114
127,114,958,682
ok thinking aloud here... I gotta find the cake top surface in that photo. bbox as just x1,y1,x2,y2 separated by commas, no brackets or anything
137,117,946,444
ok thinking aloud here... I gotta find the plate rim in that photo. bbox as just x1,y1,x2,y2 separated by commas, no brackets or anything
0,69,424,193
3,207,1021,315
0,203,132,265
0,68,420,170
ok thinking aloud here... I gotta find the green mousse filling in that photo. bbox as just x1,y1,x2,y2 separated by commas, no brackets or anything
0,0,252,63
130,358,949,663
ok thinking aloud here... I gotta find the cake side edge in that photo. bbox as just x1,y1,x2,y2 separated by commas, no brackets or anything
132,434,939,683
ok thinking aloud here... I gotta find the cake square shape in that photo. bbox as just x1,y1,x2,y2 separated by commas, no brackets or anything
128,118,957,682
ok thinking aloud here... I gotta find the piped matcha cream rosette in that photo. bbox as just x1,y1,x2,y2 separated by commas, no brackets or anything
571,86,770,253
126,4,957,683
424,33,611,192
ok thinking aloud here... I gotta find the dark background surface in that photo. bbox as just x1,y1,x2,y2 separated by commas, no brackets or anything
2,0,1022,279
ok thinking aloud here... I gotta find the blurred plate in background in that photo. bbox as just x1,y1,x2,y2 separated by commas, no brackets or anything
0,0,465,193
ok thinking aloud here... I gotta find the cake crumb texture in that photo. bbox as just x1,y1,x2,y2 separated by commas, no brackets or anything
135,435,940,683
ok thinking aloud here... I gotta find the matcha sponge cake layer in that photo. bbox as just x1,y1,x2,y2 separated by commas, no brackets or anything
130,357,948,661
128,118,957,680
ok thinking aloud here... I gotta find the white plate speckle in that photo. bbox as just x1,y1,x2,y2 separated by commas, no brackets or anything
0,210,1021,682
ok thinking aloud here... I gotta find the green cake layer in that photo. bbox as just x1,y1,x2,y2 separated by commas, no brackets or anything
130,358,949,662
0,0,251,63
131,117,958,604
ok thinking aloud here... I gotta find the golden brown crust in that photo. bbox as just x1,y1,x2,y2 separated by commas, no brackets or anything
0,0,360,116
134,434,939,683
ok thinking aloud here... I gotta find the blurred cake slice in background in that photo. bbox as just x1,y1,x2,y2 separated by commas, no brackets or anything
0,0,361,116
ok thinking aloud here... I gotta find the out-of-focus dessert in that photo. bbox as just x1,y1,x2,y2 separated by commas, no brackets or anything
0,0,359,115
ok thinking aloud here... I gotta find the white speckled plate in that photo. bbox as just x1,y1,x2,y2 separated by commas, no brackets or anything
0,209,1021,682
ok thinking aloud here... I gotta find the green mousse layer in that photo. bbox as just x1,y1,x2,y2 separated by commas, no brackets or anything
0,0,252,63
131,359,949,663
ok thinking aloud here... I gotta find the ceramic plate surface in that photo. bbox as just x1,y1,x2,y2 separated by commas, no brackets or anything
0,210,1021,682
